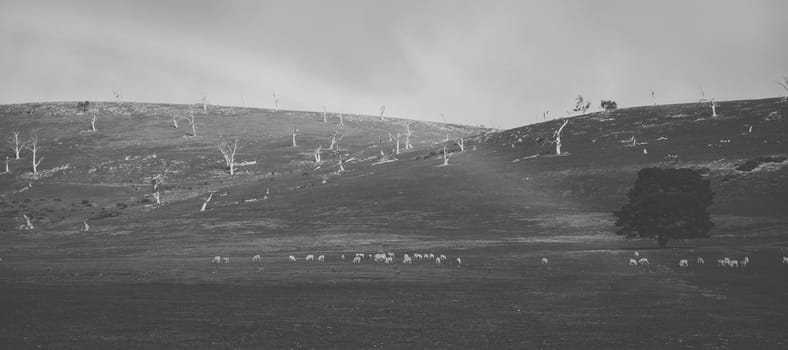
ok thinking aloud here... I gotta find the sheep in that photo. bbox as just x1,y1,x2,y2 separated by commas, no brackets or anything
742,256,750,265
717,258,725,267
403,255,412,264
428,253,435,260
414,253,423,260
374,253,387,262
634,251,640,258
456,257,462,266
222,257,230,264
317,255,325,263
678,259,689,267
352,256,362,264
439,254,447,261
729,259,739,268
638,258,649,265
355,253,364,258
540,257,549,265
252,254,261,262
306,254,315,262
384,256,393,264
289,255,297,262
341,254,345,261
386,252,395,258
212,256,221,264
696,257,705,264
435,257,442,264
783,256,788,264
628,259,638,266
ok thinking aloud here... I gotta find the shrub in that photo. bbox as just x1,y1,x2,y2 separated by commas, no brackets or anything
600,100,618,111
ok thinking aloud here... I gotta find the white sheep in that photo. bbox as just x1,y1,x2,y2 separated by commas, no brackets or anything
679,259,689,267
252,255,261,262
729,259,739,268
628,259,638,266
403,256,412,264
435,257,442,264
742,256,750,265
717,258,725,266
384,256,393,264
638,258,649,265
428,253,435,260
783,256,788,264
341,254,345,261
540,257,549,265
634,251,640,258
352,256,362,264
414,253,423,260
456,257,462,266
306,254,315,262
696,257,705,264
317,255,325,263
289,255,297,262
355,253,364,258
222,257,230,264
439,254,447,261
212,256,221,264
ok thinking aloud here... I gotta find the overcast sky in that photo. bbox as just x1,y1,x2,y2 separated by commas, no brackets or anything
1,0,787,128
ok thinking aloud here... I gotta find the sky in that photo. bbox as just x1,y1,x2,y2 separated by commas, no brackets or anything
1,0,787,128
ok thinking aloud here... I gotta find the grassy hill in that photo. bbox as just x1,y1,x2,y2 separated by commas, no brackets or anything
1,98,788,348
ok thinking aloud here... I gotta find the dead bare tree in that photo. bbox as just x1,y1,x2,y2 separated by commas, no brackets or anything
323,106,328,123
458,137,465,152
329,132,338,150
218,137,239,175
573,95,591,115
113,89,121,104
24,136,43,174
90,112,97,132
201,96,208,111
380,104,386,120
200,192,214,212
9,131,24,159
778,75,788,102
553,119,569,155
405,123,413,149
441,145,449,166
3,156,8,174
187,108,197,137
314,145,322,163
338,113,344,127
150,168,169,204
272,90,279,112
81,218,90,232
172,115,179,128
336,152,345,172
291,128,298,148
710,98,718,117
395,132,401,154
652,91,657,105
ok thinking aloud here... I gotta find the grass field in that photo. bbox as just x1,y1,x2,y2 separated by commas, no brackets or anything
1,99,787,348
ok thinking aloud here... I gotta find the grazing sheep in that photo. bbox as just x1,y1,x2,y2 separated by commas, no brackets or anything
634,251,640,258
355,253,364,258
742,256,750,265
341,254,345,261
540,257,549,265
289,255,297,262
403,255,412,264
717,258,726,266
212,256,221,264
439,254,447,261
679,259,689,267
222,257,230,264
628,259,638,266
729,259,739,268
696,257,705,264
352,256,362,264
414,253,423,260
783,256,788,264
306,254,315,262
317,255,325,263
428,254,435,260
384,256,393,264
252,255,261,262
374,253,386,262
456,257,462,266
638,258,649,265
724,257,731,264
435,257,442,264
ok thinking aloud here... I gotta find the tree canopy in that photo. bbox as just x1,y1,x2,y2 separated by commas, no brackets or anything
614,167,714,248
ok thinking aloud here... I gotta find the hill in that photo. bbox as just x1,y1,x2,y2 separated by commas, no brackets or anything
1,98,788,348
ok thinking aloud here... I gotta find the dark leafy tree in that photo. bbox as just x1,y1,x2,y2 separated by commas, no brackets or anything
573,95,591,114
614,167,714,248
600,100,617,111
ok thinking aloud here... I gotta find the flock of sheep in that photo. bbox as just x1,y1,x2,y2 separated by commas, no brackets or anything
210,252,463,266
625,251,788,268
